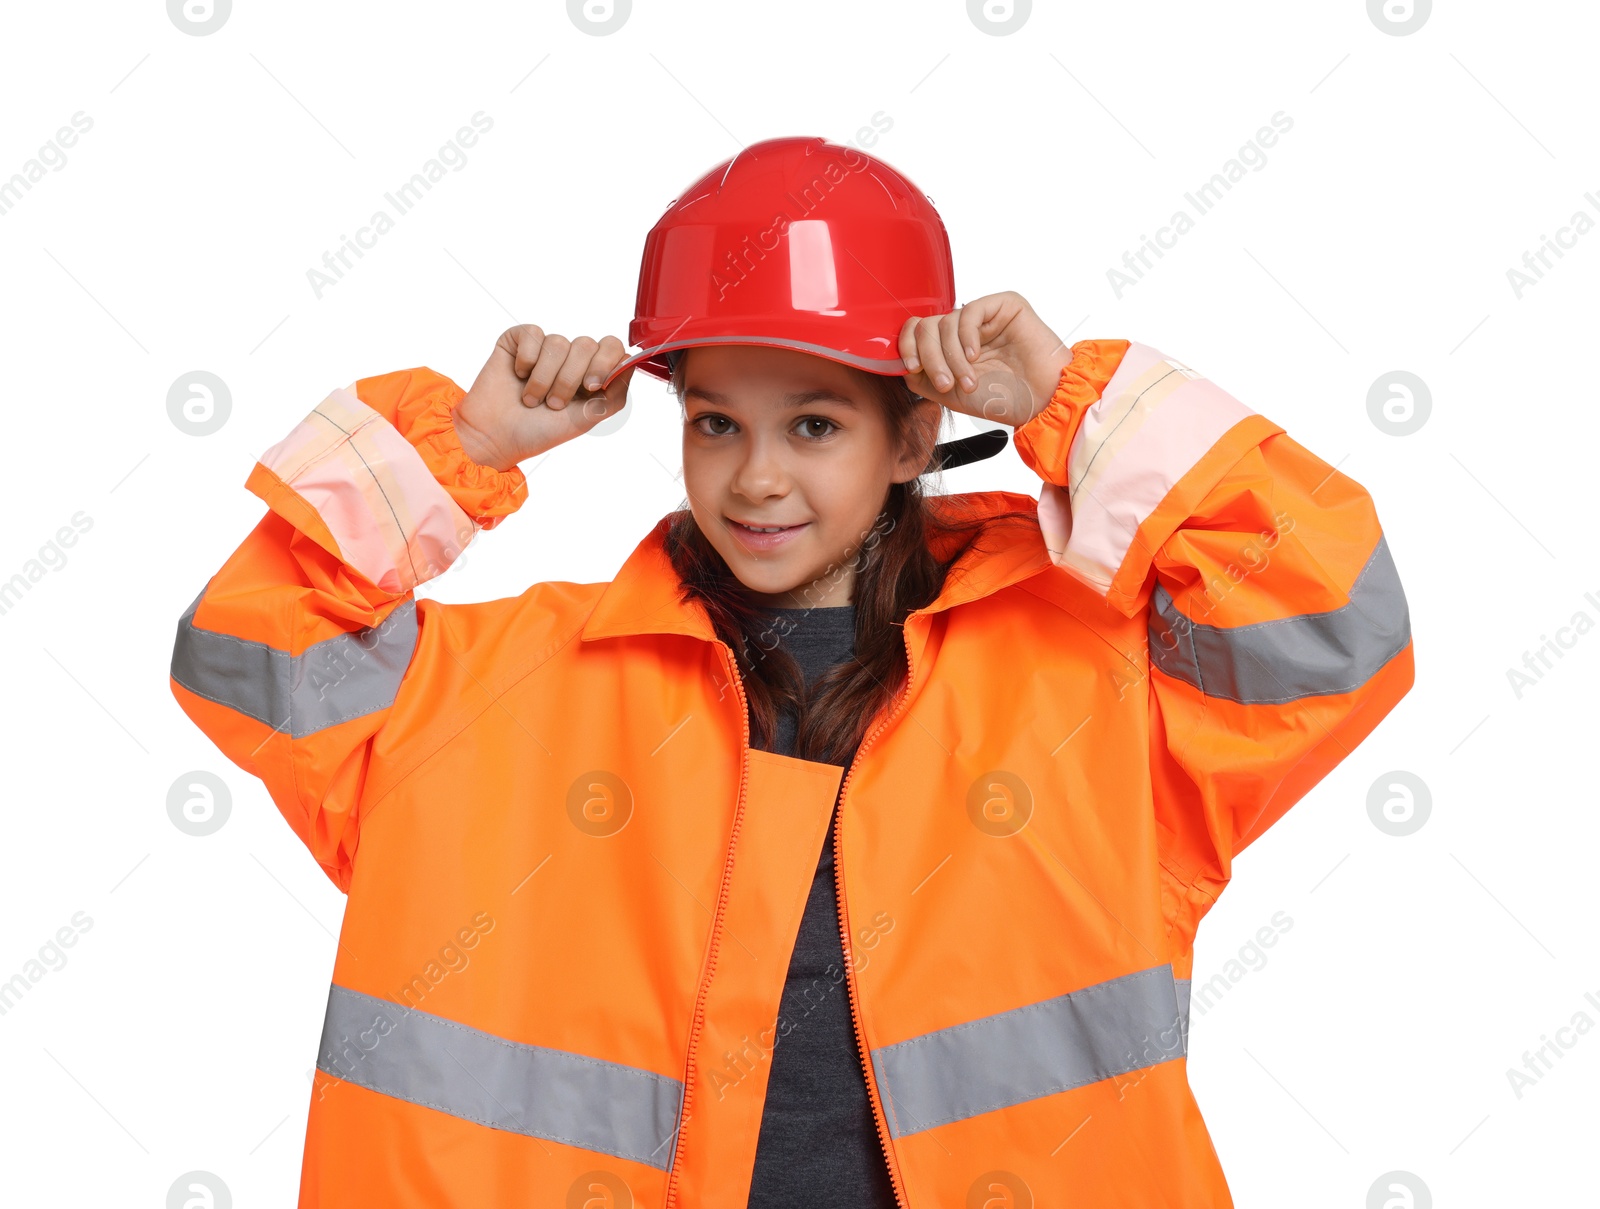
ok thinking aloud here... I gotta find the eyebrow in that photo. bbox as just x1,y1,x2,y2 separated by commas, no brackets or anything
684,386,860,410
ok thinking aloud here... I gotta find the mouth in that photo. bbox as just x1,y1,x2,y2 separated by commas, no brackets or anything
727,517,811,552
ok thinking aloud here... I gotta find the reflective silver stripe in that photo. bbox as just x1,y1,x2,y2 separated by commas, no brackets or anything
869,963,1188,1138
1175,977,1191,1046
1148,531,1410,705
318,984,683,1170
170,582,418,738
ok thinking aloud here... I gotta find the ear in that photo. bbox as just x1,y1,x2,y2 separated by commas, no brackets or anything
891,396,945,483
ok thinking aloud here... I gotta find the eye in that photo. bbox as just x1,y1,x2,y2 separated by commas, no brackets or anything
796,416,839,441
687,414,841,440
690,414,735,436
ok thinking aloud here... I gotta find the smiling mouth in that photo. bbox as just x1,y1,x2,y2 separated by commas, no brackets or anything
729,519,808,533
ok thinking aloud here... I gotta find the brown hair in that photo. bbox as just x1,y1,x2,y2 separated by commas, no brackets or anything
660,348,1040,765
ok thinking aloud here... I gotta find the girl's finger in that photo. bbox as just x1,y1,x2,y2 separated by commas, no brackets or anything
547,336,599,408
510,325,546,379
523,334,572,407
939,309,976,393
897,315,923,373
585,335,628,393
914,317,955,395
581,340,632,425
957,301,987,367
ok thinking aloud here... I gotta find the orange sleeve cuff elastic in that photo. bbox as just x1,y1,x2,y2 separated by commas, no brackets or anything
1011,339,1132,488
364,367,530,530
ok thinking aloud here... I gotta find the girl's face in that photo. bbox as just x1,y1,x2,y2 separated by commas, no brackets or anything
680,345,939,608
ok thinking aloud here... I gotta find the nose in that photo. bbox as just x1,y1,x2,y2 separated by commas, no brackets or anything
729,429,792,504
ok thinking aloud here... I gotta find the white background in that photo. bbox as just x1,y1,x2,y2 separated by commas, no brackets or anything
1,1,1595,1205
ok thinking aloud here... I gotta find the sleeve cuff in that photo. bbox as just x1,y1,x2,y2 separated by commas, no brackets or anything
387,374,529,531
249,371,529,597
1015,340,1286,614
1012,339,1133,489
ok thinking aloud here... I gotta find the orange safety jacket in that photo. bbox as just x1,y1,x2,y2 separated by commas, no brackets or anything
169,339,1415,1207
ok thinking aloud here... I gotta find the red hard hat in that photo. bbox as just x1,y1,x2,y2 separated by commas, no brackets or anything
605,135,1007,471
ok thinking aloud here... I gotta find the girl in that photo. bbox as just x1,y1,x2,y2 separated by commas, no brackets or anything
170,137,1414,1208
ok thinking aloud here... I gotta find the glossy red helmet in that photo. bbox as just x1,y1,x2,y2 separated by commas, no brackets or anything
605,135,1007,470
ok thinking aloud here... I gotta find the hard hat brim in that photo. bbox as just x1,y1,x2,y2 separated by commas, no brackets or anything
601,334,908,390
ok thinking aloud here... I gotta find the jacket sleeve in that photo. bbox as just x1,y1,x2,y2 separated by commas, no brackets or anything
1013,339,1416,956
168,368,528,894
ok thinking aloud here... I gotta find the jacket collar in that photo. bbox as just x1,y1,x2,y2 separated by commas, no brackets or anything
580,491,1053,644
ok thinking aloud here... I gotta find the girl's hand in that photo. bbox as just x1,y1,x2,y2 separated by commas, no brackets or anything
896,291,1073,429
453,325,634,471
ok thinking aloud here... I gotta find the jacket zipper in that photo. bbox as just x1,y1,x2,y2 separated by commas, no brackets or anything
662,640,754,1209
665,623,921,1207
830,611,920,1209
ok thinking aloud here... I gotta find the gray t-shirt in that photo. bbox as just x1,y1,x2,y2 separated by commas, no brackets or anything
745,604,897,1208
